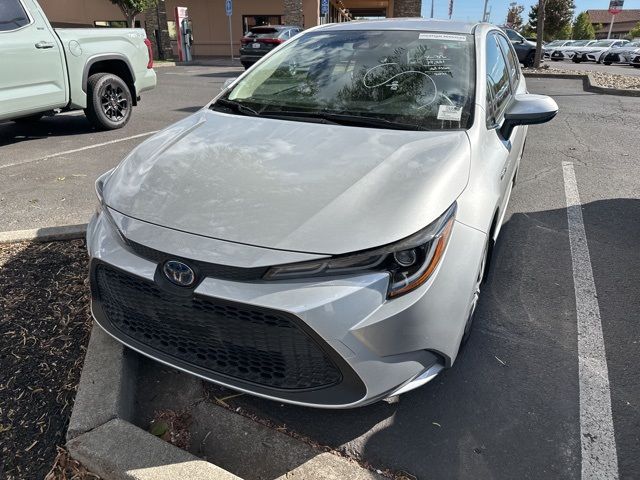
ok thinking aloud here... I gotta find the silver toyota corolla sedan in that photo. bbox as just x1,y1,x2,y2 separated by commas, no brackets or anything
87,19,557,408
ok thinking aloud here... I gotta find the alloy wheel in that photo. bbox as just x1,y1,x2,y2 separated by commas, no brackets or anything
100,83,129,122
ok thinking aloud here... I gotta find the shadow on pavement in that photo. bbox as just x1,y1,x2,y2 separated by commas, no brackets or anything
0,115,96,147
196,71,243,79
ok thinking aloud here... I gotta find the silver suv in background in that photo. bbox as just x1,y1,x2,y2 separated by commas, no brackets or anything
239,25,301,69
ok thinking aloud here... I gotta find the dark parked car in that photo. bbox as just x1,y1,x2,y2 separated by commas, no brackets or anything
502,28,537,67
239,25,301,69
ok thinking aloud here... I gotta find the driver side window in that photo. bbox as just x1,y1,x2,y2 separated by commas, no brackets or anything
486,33,512,128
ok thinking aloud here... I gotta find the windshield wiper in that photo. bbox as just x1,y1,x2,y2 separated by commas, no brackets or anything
260,110,426,130
301,111,427,131
258,110,426,130
211,98,260,117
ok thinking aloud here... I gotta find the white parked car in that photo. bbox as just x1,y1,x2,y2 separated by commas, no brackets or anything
87,20,558,408
602,41,640,64
549,40,597,60
543,39,573,59
571,39,629,63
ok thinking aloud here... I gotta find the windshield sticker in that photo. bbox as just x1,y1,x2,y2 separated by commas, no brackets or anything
437,105,463,121
418,33,467,42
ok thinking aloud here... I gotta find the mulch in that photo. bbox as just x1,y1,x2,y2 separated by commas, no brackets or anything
0,240,94,479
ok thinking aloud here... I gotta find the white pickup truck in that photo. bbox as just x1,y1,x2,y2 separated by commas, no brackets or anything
0,0,157,129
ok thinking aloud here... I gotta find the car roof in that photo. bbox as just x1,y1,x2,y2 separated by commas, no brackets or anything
316,18,479,34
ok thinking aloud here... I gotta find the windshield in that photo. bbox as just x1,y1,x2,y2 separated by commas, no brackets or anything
246,27,281,38
222,30,475,131
570,40,591,47
592,40,615,47
547,40,566,47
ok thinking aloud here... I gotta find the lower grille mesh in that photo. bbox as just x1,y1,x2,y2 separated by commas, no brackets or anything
95,265,342,390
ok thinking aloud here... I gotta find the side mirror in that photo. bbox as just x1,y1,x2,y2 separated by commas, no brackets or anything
222,77,238,90
501,93,558,139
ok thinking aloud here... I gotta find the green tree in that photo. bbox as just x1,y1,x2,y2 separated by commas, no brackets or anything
506,4,525,31
629,22,640,38
527,0,575,40
572,12,596,39
109,0,157,27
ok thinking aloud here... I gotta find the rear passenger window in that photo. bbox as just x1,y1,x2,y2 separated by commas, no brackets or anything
486,34,512,127
0,0,30,31
496,34,520,89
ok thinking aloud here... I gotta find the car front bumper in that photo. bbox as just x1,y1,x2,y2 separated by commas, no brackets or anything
87,207,485,408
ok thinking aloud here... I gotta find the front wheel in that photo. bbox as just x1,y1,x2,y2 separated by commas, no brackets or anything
603,62,612,65
461,241,489,345
573,57,582,63
84,72,132,130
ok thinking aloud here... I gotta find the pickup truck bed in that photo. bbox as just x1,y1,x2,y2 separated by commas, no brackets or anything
0,0,157,129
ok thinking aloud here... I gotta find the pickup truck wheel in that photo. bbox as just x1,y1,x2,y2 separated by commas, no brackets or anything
523,51,535,68
85,73,132,130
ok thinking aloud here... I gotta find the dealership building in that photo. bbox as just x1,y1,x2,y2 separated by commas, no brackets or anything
39,0,423,59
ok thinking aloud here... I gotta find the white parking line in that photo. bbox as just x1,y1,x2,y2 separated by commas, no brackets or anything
562,161,619,480
0,131,157,170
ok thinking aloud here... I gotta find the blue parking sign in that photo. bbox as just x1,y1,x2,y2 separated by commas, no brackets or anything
225,0,232,16
320,0,329,15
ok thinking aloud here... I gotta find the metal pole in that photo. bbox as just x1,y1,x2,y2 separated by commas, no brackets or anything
228,15,233,60
482,0,489,21
607,13,616,39
430,0,434,18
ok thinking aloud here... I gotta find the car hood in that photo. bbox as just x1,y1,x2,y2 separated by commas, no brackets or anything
104,110,470,255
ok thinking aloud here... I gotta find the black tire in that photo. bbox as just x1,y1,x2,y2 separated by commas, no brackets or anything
84,72,132,130
14,113,44,123
551,58,561,61
523,51,535,68
634,65,640,68
573,57,582,63
241,62,252,70
461,241,490,345
604,62,612,65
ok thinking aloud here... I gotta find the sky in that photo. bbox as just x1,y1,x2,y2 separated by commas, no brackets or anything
420,0,640,23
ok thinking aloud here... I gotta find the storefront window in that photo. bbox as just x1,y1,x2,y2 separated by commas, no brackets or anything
242,15,282,34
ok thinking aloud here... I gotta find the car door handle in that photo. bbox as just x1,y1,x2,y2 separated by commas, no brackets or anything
35,41,54,49
500,165,508,180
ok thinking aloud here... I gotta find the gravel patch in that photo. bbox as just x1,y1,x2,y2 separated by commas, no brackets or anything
0,240,92,479
523,67,640,90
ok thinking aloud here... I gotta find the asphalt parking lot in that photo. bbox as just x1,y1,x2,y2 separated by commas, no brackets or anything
0,65,242,231
1,69,638,479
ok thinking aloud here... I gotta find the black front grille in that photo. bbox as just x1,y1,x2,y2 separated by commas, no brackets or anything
126,240,268,281
94,265,342,390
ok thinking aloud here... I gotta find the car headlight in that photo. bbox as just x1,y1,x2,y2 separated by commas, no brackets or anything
264,203,457,298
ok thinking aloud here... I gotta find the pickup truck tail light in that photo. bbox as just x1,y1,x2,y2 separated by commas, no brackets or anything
144,38,154,69
240,36,252,44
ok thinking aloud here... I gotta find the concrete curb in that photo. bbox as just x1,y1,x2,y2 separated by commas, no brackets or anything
0,223,87,244
524,71,640,97
68,418,240,480
67,324,243,479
